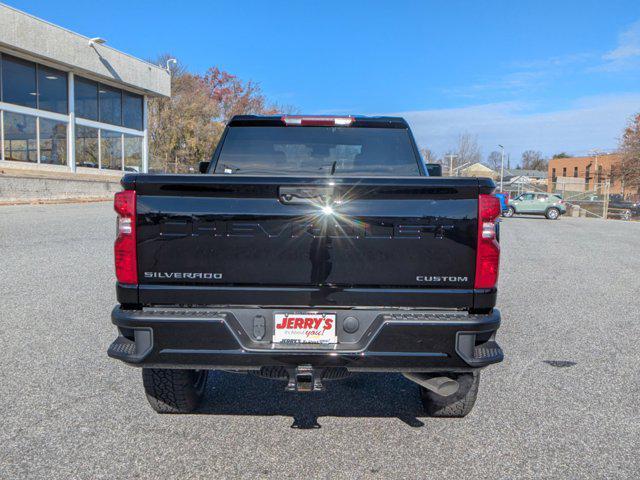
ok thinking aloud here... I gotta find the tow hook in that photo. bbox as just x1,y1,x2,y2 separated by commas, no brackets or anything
403,373,459,397
286,365,324,392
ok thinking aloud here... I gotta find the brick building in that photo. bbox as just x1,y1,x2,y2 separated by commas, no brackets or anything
547,153,627,195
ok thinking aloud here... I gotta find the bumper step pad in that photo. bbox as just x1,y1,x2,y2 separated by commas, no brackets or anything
474,340,503,361
107,329,153,362
456,333,504,366
108,336,137,357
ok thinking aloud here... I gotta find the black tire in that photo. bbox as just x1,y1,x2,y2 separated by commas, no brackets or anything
621,209,632,221
545,207,560,220
142,368,208,414
420,372,480,418
503,206,515,218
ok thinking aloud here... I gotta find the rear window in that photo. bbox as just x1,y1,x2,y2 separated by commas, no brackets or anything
213,126,421,176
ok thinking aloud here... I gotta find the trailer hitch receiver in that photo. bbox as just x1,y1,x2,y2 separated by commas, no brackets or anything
286,365,324,392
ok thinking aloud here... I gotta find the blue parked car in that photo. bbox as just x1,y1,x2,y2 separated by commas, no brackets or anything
495,193,510,216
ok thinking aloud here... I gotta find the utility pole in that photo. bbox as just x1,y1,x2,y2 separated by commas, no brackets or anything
594,150,601,195
589,148,601,194
603,180,610,219
445,154,458,177
498,144,505,192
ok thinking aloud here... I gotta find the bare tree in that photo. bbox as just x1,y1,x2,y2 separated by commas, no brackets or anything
618,112,640,195
456,133,481,168
521,150,548,171
485,151,502,172
420,148,440,164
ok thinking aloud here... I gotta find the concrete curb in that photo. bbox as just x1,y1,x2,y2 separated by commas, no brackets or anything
1,170,121,204
0,196,113,206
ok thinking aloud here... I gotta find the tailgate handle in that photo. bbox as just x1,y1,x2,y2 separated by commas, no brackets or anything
279,186,334,205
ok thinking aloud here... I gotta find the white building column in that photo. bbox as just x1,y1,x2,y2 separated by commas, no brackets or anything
0,111,4,161
97,129,102,170
121,133,125,172
35,117,41,163
67,71,76,171
142,95,149,173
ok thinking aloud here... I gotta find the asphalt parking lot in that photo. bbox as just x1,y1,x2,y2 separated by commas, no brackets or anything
1,202,639,479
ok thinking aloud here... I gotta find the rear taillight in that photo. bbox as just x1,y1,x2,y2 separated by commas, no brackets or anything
281,115,354,126
114,190,137,285
475,194,501,289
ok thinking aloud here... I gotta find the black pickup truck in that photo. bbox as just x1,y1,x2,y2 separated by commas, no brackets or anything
108,115,503,417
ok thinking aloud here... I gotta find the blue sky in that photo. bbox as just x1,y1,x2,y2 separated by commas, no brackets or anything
7,0,640,162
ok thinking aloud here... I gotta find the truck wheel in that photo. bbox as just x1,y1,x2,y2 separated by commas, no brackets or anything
503,206,515,218
545,207,560,220
420,372,480,418
621,209,632,221
142,368,208,414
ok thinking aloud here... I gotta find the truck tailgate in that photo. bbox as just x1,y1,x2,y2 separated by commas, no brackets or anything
126,175,495,309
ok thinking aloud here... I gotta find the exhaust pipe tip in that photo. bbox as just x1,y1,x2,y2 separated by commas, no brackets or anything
403,373,460,397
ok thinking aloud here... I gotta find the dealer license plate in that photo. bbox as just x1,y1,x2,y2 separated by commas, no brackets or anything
273,312,337,345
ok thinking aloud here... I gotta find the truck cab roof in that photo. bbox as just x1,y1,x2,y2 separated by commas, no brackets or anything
228,115,411,129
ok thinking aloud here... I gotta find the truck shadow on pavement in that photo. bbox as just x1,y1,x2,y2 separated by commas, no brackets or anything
197,371,429,429
502,216,547,220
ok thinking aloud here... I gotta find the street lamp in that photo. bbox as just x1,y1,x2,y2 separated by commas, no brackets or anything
88,37,106,47
165,58,177,72
498,144,505,192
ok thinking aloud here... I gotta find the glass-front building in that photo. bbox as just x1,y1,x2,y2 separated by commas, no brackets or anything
0,4,170,174
0,52,149,173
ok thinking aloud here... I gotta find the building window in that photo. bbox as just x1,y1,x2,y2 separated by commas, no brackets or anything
1,55,37,109
75,125,99,168
39,118,67,165
74,75,144,131
123,92,143,130
100,130,122,170
74,76,144,130
99,84,122,126
124,134,143,172
75,124,143,171
38,65,68,114
562,167,567,177
1,55,69,113
552,168,556,179
0,52,147,172
3,111,37,162
573,166,578,177
585,165,591,188
75,77,99,121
